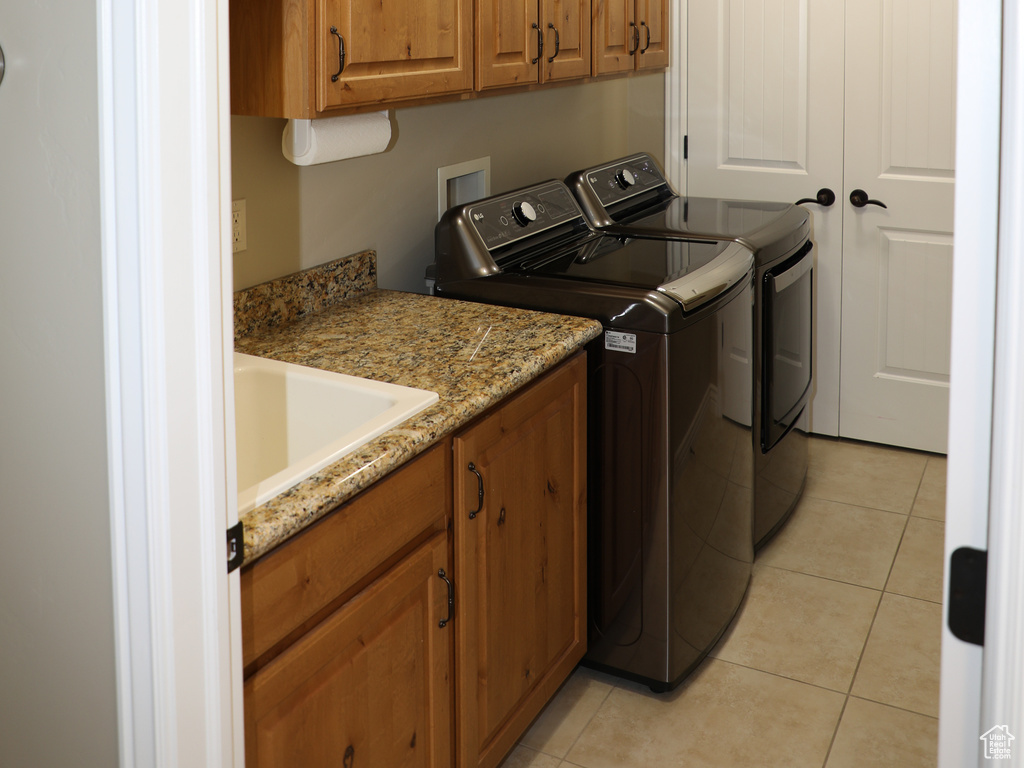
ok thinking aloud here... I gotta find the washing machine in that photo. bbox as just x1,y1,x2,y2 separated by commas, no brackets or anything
565,153,813,549
432,180,755,691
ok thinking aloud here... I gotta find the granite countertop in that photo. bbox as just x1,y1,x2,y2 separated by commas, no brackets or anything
234,259,602,565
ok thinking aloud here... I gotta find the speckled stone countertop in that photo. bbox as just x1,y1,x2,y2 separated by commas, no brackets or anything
235,252,602,565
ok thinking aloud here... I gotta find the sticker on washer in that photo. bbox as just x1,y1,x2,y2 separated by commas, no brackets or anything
604,331,637,354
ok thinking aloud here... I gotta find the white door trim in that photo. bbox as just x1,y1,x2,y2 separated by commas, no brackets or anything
99,0,240,764
663,0,686,191
940,1,1012,765
981,0,1024,746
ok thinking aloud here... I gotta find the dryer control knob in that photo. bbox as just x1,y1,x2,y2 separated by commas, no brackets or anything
512,200,537,226
616,169,637,189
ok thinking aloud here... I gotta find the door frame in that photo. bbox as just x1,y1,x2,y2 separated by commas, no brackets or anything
99,0,242,764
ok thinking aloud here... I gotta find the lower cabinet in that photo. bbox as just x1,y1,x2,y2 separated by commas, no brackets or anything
244,533,453,768
241,353,587,768
453,353,588,768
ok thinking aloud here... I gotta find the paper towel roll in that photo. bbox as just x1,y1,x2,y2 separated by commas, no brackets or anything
282,111,392,166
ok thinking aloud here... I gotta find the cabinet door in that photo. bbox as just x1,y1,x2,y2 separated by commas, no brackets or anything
318,0,473,111
244,533,453,768
593,0,636,75
542,0,591,82
453,355,587,768
635,0,667,70
476,0,541,89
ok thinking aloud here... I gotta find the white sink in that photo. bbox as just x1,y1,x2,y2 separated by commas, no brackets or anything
234,352,438,515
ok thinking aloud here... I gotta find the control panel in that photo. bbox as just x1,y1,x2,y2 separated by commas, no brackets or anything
466,181,584,252
584,153,668,208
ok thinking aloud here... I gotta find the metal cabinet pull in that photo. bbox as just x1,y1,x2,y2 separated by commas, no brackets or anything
629,22,639,55
0,44,5,90
531,23,544,64
467,462,484,519
437,569,454,628
849,189,888,209
640,21,651,54
547,23,560,62
330,26,346,82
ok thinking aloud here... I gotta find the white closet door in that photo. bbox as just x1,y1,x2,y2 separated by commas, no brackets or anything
840,0,957,453
686,0,846,435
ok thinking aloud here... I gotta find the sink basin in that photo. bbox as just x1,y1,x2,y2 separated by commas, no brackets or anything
234,352,438,515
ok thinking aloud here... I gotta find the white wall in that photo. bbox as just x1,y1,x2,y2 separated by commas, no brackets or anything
0,2,120,766
232,75,666,293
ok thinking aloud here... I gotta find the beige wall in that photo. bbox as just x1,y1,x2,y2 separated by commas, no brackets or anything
0,1,119,765
232,74,666,293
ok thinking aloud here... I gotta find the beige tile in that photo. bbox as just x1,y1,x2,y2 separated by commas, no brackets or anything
805,439,927,513
710,565,880,691
826,697,938,768
887,517,945,603
497,746,562,768
912,456,947,521
520,668,614,758
852,593,941,717
757,496,906,589
565,659,844,768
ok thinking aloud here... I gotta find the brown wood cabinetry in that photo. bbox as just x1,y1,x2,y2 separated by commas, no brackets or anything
230,0,473,118
452,353,588,768
592,0,668,75
475,0,591,90
240,354,587,768
241,444,453,768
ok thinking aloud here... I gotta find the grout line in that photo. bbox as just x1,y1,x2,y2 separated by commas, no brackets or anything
821,694,851,768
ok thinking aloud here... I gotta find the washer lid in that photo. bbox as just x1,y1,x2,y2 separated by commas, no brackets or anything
608,196,809,258
507,236,752,311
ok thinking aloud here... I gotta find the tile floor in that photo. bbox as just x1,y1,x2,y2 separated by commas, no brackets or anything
498,437,947,768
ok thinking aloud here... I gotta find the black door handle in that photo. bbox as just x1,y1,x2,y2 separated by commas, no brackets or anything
849,189,888,209
795,188,836,207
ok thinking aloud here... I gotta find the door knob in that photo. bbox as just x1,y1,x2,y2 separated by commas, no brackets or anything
849,189,888,209
795,188,836,207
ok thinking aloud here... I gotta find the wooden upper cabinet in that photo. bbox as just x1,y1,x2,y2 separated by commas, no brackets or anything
476,0,591,90
635,0,667,70
592,0,667,75
544,0,592,81
319,0,473,111
229,0,473,118
453,354,587,768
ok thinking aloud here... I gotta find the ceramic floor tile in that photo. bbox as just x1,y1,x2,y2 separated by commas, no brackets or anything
564,659,845,768
886,516,945,603
756,496,906,589
710,564,880,691
912,456,947,521
520,668,614,758
805,439,927,513
498,745,562,768
825,697,938,768
852,593,942,717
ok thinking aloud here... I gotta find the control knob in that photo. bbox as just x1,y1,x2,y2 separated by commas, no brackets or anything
511,200,537,226
615,168,637,189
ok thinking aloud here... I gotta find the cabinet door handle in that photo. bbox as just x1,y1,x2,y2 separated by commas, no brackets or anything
437,569,454,628
629,22,639,55
467,462,484,519
330,26,346,82
640,21,651,54
547,23,560,62
796,188,836,207
532,23,544,64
